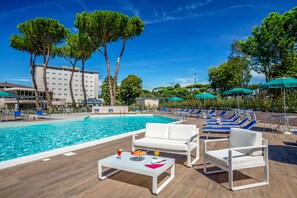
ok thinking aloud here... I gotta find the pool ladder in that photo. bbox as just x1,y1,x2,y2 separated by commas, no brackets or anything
120,110,126,117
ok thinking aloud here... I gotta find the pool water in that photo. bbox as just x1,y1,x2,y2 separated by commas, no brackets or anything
0,115,177,162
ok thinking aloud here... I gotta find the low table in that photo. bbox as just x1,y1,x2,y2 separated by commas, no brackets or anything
98,152,175,194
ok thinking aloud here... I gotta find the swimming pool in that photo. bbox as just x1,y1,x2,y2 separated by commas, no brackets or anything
0,115,177,162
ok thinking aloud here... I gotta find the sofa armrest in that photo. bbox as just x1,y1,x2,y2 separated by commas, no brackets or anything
186,131,199,149
229,144,267,152
204,138,229,152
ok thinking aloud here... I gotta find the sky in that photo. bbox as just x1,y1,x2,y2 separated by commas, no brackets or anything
0,0,296,90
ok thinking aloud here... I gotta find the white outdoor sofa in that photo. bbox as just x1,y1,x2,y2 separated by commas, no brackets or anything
204,128,269,191
132,123,199,167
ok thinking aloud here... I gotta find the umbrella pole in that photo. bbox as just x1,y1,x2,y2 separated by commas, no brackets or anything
237,95,240,109
284,86,288,132
204,99,206,109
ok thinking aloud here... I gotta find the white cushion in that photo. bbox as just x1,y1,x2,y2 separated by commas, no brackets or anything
133,138,195,151
145,123,170,139
205,149,264,167
168,124,197,141
229,128,263,156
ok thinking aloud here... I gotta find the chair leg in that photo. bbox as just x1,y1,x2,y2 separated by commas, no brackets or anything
228,167,233,190
187,150,192,167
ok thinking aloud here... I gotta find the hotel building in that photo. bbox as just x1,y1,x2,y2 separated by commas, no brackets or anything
0,81,49,109
34,65,99,106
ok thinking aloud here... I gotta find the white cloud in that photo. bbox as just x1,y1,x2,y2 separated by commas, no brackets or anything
251,70,265,79
174,77,194,87
10,77,32,82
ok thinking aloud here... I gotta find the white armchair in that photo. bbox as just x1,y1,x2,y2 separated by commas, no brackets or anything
203,128,269,191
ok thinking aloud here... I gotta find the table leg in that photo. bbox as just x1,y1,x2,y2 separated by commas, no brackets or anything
152,164,175,194
98,162,120,180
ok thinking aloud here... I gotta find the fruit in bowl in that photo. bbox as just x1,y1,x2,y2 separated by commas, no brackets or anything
131,150,146,157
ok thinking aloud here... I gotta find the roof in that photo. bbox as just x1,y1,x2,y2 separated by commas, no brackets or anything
0,81,32,89
35,64,99,74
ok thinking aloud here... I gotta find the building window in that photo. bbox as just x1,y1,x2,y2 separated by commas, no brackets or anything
64,93,67,96
64,84,67,86
52,83,56,85
90,81,93,83
58,83,61,85
58,78,62,80
53,72,56,74
58,88,61,90
64,89,67,91
46,71,50,74
75,94,78,96
52,78,56,80
64,79,67,81
58,93,61,95
53,88,56,90
64,74,67,76
59,73,62,75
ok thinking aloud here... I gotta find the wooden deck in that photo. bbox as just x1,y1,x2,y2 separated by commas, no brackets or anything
0,116,297,198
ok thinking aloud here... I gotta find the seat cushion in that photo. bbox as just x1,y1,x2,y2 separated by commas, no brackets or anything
229,128,262,156
168,124,197,141
205,149,264,167
134,137,195,151
145,123,169,139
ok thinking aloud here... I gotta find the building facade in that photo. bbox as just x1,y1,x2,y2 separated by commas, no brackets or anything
0,81,49,109
34,65,99,105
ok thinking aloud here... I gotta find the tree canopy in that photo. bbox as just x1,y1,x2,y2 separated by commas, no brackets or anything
120,75,142,105
75,10,144,105
241,7,297,81
16,18,69,109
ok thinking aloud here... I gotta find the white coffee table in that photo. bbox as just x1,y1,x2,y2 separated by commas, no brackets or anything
98,152,175,194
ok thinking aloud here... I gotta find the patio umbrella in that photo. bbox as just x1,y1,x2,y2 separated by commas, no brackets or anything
169,97,183,101
0,91,15,98
259,77,297,132
195,93,216,108
223,88,252,109
169,97,183,108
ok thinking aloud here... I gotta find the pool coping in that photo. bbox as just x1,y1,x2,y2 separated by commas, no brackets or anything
0,114,182,170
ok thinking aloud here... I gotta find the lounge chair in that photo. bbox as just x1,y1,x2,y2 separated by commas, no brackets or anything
133,108,140,114
204,128,269,190
216,111,228,117
13,110,27,120
36,110,50,118
206,113,236,122
206,115,242,125
206,117,249,128
205,110,216,118
203,119,258,138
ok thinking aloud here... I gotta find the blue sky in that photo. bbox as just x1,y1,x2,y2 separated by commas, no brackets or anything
0,0,296,90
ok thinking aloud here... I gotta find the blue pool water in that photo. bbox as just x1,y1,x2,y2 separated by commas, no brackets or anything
0,115,177,162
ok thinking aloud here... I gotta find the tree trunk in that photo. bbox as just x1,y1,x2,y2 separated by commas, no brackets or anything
30,53,40,109
113,40,126,105
103,45,115,105
43,48,52,110
81,59,87,107
69,62,76,107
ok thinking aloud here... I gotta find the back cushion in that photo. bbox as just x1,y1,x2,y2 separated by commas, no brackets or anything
229,128,262,156
145,123,169,139
168,124,197,141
